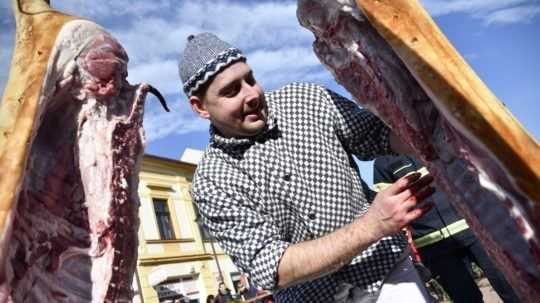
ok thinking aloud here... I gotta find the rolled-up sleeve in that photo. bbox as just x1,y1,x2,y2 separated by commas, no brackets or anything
324,89,394,160
191,173,291,290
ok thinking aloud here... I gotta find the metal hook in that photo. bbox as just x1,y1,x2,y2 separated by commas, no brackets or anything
147,85,170,112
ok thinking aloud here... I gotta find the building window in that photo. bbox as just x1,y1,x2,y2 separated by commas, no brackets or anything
153,198,176,240
156,277,200,303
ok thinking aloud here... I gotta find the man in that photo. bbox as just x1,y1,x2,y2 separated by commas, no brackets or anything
373,155,521,303
180,33,434,302
215,282,233,303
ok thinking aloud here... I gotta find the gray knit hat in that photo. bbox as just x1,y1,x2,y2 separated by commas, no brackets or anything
179,33,246,96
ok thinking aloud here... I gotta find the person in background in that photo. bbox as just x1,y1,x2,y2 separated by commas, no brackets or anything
206,294,216,303
215,282,233,303
237,273,257,301
180,32,435,303
373,154,521,303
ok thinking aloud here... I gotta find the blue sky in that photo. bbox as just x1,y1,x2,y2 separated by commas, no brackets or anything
1,0,539,185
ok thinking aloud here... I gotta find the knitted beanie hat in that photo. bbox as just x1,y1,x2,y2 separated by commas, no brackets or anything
179,33,245,96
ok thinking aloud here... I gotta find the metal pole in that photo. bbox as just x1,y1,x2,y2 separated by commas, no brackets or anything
195,211,225,284
209,239,224,283
134,265,145,303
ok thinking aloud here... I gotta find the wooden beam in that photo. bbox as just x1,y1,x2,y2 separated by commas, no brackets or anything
354,0,540,213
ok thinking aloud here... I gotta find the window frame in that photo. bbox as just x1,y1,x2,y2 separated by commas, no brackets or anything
152,197,177,240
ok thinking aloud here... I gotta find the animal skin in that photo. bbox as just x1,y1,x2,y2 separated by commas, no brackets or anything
297,0,540,302
0,1,167,301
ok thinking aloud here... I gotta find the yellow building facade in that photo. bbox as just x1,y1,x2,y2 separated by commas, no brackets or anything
134,154,241,303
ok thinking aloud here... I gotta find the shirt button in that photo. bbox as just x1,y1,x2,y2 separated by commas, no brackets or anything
308,213,316,220
283,173,292,181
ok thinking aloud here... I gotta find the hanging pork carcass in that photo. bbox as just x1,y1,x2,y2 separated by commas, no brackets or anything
297,0,540,302
0,0,168,301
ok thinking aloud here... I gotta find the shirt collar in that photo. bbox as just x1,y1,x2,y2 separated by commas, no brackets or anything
210,106,279,151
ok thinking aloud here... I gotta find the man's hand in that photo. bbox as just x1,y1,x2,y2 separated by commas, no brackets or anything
365,172,435,238
276,172,435,289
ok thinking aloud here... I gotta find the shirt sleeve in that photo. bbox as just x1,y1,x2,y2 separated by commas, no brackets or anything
373,157,396,192
323,88,395,160
191,173,291,290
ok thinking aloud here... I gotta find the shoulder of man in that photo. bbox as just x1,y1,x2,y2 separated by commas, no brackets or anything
265,82,325,96
266,82,349,110
192,147,216,174
191,147,236,190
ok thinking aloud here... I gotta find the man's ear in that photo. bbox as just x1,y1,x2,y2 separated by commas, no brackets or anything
189,96,210,119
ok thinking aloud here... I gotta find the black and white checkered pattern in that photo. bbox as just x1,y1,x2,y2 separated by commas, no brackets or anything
191,83,407,302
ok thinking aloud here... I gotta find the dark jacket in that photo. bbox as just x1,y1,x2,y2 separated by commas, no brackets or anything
215,290,233,303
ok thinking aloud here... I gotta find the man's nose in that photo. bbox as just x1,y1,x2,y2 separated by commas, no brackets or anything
243,82,260,105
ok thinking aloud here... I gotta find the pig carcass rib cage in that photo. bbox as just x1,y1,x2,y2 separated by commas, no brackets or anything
297,1,540,302
0,1,151,301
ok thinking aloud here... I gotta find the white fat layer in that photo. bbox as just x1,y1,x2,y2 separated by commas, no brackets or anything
120,177,128,189
478,166,536,242
51,20,116,302
78,96,115,302
336,0,364,21
347,42,365,61
477,167,507,201
40,20,109,108
511,206,535,241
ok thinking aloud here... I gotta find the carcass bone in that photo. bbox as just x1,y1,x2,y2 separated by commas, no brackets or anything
297,0,540,302
0,0,168,301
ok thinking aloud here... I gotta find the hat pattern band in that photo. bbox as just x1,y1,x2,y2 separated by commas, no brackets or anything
184,48,245,96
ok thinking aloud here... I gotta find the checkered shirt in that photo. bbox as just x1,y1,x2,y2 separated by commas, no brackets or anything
191,83,407,302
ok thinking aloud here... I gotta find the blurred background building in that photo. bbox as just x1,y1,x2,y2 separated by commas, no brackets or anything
133,152,243,303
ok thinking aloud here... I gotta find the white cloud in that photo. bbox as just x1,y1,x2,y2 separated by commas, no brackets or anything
420,0,540,25
483,5,540,25
464,52,480,61
421,0,529,15
249,47,320,72
111,18,197,65
173,1,309,51
0,32,15,98
127,60,181,96
248,47,328,88
143,98,208,142
106,0,310,66
0,2,12,27
52,0,174,22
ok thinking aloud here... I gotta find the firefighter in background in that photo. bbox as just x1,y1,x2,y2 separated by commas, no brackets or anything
373,155,521,303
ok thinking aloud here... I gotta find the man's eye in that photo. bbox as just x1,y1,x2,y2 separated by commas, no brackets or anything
246,74,256,86
224,83,240,97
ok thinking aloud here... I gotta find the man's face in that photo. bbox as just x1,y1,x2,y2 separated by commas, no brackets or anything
194,61,267,138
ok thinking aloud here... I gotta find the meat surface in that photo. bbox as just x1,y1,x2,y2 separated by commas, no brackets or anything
0,2,163,301
297,0,540,302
